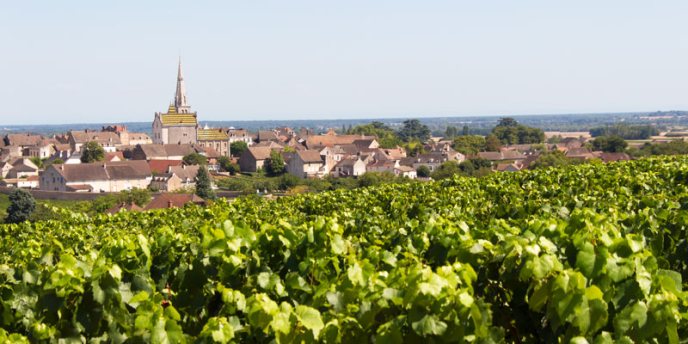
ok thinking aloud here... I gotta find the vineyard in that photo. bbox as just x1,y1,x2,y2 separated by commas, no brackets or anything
1,157,688,343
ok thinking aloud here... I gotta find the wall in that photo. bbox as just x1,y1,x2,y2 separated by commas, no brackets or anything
167,126,197,145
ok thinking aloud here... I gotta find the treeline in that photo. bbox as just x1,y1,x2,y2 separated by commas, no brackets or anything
590,124,659,139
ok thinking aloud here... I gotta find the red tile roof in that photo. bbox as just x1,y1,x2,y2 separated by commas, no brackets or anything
148,160,183,174
144,194,206,210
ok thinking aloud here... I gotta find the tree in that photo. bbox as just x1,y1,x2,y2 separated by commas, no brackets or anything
591,135,627,153
430,161,463,180
5,188,35,223
265,150,285,176
81,141,105,163
444,126,459,139
52,158,64,165
491,118,544,145
116,188,151,207
348,121,402,148
230,141,249,157
416,165,431,178
452,136,486,155
529,151,570,170
404,140,426,157
195,165,216,200
485,135,502,152
462,125,470,136
398,119,431,142
29,156,43,169
183,153,207,166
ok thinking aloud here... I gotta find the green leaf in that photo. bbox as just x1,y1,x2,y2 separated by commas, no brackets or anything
295,305,324,338
412,315,447,337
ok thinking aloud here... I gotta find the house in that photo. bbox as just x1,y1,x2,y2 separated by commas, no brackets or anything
39,160,152,192
104,152,124,162
23,140,56,159
102,125,153,146
238,147,273,172
68,130,122,153
286,150,326,178
304,134,376,150
7,159,40,178
495,162,523,172
197,127,230,157
596,152,632,163
0,161,13,178
257,130,280,143
4,134,44,148
400,152,460,172
565,148,596,160
148,160,183,174
168,165,200,189
227,128,253,146
107,202,143,214
144,193,206,210
149,173,183,192
333,158,366,177
130,144,198,161
477,150,526,162
367,160,417,179
0,176,39,189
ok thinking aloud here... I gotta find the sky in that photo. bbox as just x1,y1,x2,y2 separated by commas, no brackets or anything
1,1,687,125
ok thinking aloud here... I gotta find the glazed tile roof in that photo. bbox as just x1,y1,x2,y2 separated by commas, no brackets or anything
160,113,198,127
197,128,229,141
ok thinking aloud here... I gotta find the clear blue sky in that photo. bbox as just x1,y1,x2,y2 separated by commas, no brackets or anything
2,1,687,125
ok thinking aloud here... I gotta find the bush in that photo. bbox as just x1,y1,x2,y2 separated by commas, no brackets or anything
5,189,35,223
416,165,431,178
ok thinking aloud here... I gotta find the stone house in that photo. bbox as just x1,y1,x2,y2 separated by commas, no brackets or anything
39,160,152,192
239,147,272,173
286,150,326,178
333,158,366,177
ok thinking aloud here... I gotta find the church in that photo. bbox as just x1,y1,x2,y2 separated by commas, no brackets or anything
152,60,199,145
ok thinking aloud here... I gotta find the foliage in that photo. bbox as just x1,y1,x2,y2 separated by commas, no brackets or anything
1,157,688,342
416,165,431,178
398,119,431,142
195,165,216,200
627,140,688,158
591,135,628,153
357,171,399,187
218,156,239,175
52,158,64,165
80,141,105,163
183,153,207,166
116,188,152,207
265,151,286,177
444,126,459,139
403,140,426,157
29,156,43,169
452,135,486,155
348,121,402,148
430,161,462,180
230,141,249,158
530,150,571,170
485,134,502,152
491,117,545,145
4,188,35,223
590,124,659,139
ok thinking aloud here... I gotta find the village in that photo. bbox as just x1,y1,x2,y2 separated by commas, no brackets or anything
1,61,680,210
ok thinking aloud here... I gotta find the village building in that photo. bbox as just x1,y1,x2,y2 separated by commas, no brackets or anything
152,60,198,145
130,144,198,161
39,160,152,192
144,193,206,210
227,128,253,146
68,130,121,152
238,147,273,172
286,150,327,178
333,157,367,177
197,126,230,157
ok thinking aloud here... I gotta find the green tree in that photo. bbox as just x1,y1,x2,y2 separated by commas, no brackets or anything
348,121,402,148
116,188,151,207
398,119,431,142
430,161,463,180
29,156,43,169
404,140,426,156
5,188,35,223
80,141,105,163
358,171,397,187
217,156,234,173
529,151,570,170
485,134,502,152
491,118,544,145
444,126,459,139
591,135,628,153
183,153,207,166
195,165,216,200
230,141,249,157
265,150,285,176
462,125,470,136
416,165,431,178
452,136,486,155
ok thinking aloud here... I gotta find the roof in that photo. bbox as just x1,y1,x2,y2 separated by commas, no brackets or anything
104,152,124,162
50,160,151,182
297,150,324,163
137,144,197,159
148,159,183,174
335,158,361,168
305,135,376,149
197,128,229,141
70,131,122,145
107,203,143,214
245,147,273,161
144,193,205,210
66,184,93,191
128,132,152,141
169,165,200,181
257,131,280,142
6,134,44,147
597,152,631,162
160,113,198,127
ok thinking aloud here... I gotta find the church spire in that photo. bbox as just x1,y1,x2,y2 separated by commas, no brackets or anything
174,57,191,113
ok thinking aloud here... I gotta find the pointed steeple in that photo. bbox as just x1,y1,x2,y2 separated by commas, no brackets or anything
174,57,191,113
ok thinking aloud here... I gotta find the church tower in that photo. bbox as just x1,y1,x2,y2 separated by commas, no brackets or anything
152,58,198,145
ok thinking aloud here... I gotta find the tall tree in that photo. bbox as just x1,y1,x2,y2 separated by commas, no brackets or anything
398,119,431,142
183,153,207,166
5,188,35,223
230,141,249,157
485,135,502,152
195,165,216,200
591,135,628,153
80,141,105,163
265,150,286,176
491,118,544,145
